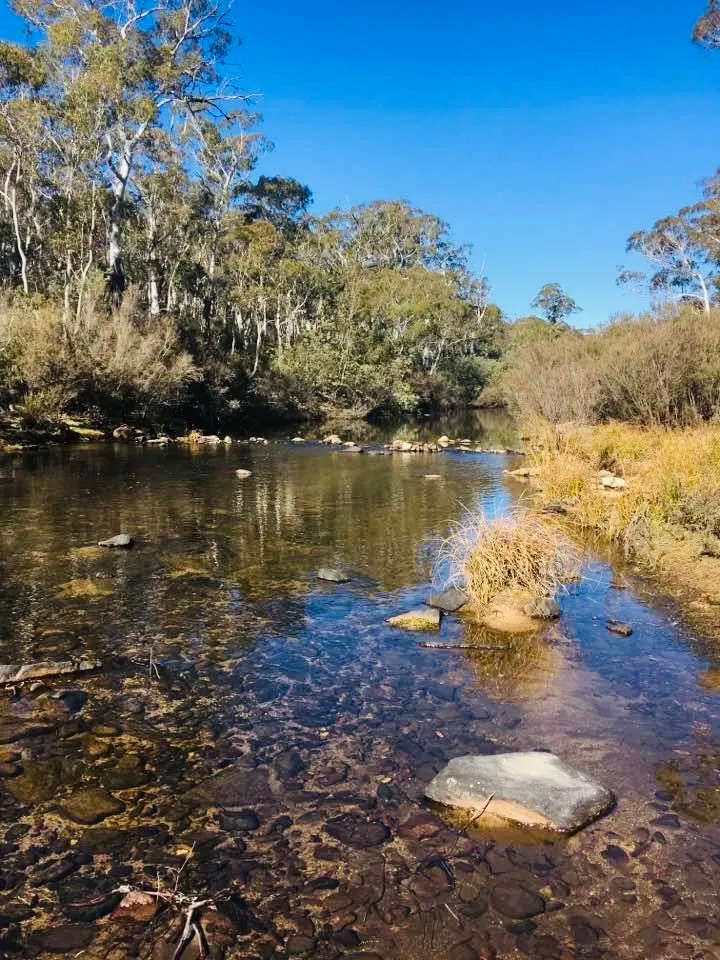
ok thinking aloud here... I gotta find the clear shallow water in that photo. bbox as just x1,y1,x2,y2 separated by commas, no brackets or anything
0,419,719,959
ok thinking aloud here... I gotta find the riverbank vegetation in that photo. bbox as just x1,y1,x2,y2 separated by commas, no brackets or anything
0,0,503,432
444,510,580,633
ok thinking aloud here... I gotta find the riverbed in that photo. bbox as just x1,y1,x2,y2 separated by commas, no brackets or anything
1,415,719,959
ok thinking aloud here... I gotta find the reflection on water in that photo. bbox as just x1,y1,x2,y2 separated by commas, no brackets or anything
0,414,720,959
464,623,565,700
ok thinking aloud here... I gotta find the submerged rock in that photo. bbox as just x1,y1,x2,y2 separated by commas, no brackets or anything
0,658,99,687
112,890,159,923
426,587,468,613
425,751,615,834
490,883,545,919
325,812,391,848
523,596,561,620
317,567,350,583
97,533,134,549
481,594,539,633
27,924,96,954
386,607,441,631
607,619,633,637
58,787,125,825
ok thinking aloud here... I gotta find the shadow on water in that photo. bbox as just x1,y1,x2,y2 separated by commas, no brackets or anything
0,415,719,958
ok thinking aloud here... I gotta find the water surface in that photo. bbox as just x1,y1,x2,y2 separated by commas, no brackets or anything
1,418,719,959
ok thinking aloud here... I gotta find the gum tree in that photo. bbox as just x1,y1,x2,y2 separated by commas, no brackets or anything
8,0,247,299
531,283,582,324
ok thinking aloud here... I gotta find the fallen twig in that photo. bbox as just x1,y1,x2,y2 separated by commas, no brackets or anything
419,642,509,651
173,899,212,960
470,792,496,826
0,658,100,684
444,903,462,926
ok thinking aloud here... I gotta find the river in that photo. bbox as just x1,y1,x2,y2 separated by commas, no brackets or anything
0,413,719,959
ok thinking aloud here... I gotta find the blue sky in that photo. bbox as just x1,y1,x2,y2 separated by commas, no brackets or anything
2,0,718,325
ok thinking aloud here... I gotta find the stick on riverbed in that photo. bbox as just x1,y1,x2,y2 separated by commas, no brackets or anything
0,659,101,684
419,641,509,651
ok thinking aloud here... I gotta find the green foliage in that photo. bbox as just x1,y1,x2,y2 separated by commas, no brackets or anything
0,2,503,425
694,1,720,47
530,283,581,324
0,283,197,423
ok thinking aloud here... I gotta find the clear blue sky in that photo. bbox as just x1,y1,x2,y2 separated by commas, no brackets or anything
3,0,718,325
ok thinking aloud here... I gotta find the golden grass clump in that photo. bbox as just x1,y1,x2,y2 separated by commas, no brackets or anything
532,421,720,550
445,509,581,612
527,420,720,638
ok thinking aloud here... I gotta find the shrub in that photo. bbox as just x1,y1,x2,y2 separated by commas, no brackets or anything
0,280,197,423
503,306,720,426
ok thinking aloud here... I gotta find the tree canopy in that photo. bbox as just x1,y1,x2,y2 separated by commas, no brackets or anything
530,283,581,325
0,0,501,424
694,1,720,47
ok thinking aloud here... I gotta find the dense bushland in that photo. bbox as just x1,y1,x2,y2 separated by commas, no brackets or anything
501,307,720,427
0,0,503,428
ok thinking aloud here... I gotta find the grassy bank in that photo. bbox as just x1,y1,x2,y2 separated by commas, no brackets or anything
525,421,720,637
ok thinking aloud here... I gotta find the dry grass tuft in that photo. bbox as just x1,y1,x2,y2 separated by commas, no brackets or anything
443,509,581,612
528,420,720,639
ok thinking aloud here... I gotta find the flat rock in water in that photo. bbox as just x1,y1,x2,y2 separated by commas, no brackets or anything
386,607,441,631
523,596,561,620
607,619,633,636
97,534,134,549
235,468,252,478
58,788,125,825
317,567,350,583
426,587,468,613
425,751,615,834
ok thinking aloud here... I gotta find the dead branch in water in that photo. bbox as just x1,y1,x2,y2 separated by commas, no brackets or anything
0,658,100,684
419,641,509,651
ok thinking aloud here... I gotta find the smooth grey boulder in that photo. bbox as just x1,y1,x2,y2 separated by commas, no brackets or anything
523,596,561,620
425,751,615,834
317,568,350,583
426,587,468,613
97,534,134,549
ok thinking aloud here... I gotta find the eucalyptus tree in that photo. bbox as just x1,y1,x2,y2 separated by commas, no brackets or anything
6,0,247,300
531,283,582,324
620,212,714,313
694,1,720,47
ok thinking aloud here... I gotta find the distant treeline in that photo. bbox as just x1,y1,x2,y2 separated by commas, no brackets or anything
0,0,503,427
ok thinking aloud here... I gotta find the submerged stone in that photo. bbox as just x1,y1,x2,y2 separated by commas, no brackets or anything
317,567,350,583
607,619,633,636
97,533,134,548
523,597,561,620
58,787,125,825
5,759,62,804
426,587,468,613
325,812,391,848
490,882,545,919
386,607,441,631
27,924,96,954
425,751,615,834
